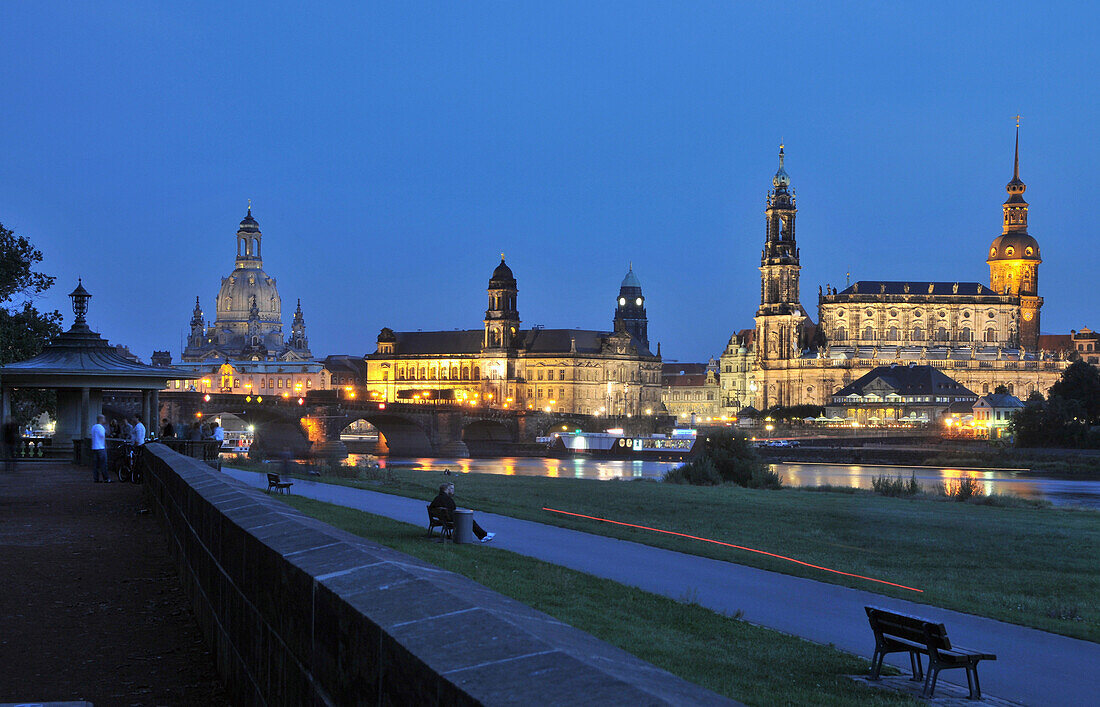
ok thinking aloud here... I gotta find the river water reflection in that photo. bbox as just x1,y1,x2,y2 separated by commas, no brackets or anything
350,454,1100,509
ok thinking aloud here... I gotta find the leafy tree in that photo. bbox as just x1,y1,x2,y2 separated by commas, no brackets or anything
1047,360,1100,424
993,384,1009,395
0,222,62,425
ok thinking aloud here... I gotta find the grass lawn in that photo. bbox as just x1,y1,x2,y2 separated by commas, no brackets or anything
281,495,917,706
238,461,1100,642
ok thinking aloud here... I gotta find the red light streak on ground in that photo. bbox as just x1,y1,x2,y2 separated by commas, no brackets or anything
542,507,923,593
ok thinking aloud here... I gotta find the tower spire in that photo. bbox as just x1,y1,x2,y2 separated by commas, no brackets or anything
1013,115,1021,182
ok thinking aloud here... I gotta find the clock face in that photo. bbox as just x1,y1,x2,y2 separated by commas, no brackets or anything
618,297,626,306
635,297,643,306
1023,312,1033,321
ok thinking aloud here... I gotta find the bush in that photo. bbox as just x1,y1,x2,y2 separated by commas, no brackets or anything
747,465,783,489
702,431,766,486
664,457,722,486
871,473,921,497
942,473,985,501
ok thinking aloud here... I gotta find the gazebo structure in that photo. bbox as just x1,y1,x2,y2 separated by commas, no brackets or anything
0,281,196,463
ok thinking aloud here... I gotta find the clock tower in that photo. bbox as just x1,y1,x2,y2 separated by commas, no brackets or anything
614,264,649,349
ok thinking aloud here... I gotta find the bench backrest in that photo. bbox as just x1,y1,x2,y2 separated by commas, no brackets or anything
866,606,951,651
267,473,281,484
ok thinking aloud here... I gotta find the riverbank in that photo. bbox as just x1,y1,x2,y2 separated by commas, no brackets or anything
232,462,1100,641
758,443,1100,475
282,495,916,706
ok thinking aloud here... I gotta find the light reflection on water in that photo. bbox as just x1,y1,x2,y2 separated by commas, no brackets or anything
343,454,1100,509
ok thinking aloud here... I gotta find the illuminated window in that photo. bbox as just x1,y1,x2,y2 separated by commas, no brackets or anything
559,370,566,381
260,379,266,389
306,379,312,387
277,379,282,389
286,378,291,388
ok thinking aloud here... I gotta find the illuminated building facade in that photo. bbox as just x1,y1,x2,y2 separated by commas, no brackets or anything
661,360,723,423
824,365,978,425
365,258,662,415
165,207,323,395
743,130,1066,411
182,207,313,363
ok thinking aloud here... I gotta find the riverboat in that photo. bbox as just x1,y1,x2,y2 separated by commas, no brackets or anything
220,429,253,454
546,430,699,461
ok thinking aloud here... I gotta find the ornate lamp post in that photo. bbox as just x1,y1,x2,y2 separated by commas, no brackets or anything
68,279,92,329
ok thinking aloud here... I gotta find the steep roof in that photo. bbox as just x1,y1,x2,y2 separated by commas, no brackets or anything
832,364,976,398
373,328,655,357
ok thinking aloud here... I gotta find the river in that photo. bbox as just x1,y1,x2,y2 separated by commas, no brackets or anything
346,454,1100,509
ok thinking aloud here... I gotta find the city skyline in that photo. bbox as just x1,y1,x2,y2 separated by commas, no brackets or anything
1,3,1097,362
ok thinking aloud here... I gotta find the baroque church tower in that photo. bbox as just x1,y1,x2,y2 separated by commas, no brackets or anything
483,255,520,350
987,122,1042,350
614,264,648,349
755,145,807,369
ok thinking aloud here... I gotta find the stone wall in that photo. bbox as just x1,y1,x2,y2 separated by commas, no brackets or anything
141,443,733,706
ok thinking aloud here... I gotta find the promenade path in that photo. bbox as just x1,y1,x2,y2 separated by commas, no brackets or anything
0,462,228,705
226,467,1098,706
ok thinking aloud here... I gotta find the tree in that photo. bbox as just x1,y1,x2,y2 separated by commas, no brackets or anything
0,222,62,425
1047,360,1100,424
993,384,1009,395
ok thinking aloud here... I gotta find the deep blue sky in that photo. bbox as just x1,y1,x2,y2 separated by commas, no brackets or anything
1,3,1097,363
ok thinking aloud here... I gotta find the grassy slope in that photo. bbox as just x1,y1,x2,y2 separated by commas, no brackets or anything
239,462,1100,642
282,495,917,706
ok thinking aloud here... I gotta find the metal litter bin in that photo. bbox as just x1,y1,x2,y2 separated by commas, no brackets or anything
453,508,475,544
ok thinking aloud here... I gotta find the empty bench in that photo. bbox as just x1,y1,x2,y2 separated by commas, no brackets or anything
865,606,996,699
267,473,293,495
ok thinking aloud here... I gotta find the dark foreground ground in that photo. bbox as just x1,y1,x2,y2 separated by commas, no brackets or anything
0,461,229,706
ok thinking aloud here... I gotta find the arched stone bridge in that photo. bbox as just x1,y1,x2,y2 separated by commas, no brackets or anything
159,391,651,458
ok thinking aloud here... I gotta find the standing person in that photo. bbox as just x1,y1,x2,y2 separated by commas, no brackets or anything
3,419,20,472
161,418,176,439
188,422,202,441
429,482,495,543
212,420,224,446
119,417,133,444
130,415,146,446
91,414,110,483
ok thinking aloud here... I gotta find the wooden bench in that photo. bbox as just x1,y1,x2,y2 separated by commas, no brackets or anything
426,505,454,541
865,606,996,699
267,473,293,495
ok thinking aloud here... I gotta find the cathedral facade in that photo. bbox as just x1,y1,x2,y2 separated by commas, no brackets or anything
181,208,312,363
365,259,662,416
727,130,1067,413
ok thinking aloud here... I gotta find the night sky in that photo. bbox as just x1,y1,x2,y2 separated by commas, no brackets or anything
1,3,1096,364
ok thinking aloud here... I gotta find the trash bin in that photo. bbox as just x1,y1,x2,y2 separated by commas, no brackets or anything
453,508,475,544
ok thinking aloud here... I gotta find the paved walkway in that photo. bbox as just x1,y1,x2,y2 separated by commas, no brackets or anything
225,468,1099,706
0,463,228,706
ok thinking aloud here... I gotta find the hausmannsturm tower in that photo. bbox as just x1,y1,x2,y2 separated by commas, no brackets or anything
988,121,1042,350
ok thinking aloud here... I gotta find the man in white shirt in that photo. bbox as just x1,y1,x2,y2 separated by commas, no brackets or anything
212,422,224,444
91,414,110,483
131,416,146,446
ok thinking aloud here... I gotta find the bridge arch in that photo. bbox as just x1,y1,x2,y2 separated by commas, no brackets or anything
324,412,434,457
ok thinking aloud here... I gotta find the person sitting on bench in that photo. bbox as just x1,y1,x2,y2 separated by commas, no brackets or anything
429,482,495,543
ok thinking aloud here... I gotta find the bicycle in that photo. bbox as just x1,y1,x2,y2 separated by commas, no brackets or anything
115,443,144,483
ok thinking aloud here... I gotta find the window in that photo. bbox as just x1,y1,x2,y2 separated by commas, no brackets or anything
912,326,924,340
887,326,899,341
961,327,972,342
985,328,996,342
863,326,875,341
834,326,847,341
538,369,544,381
306,378,313,387
286,378,291,388
277,379,283,389
936,327,949,341
559,370,566,381
260,378,266,389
